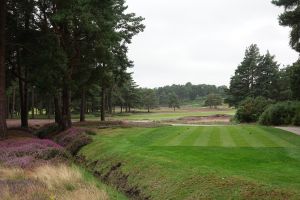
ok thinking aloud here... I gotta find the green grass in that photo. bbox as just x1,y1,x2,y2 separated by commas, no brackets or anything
79,125,300,199
75,165,128,200
111,110,235,121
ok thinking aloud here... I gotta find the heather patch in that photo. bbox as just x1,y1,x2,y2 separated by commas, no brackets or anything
54,128,92,155
0,138,68,168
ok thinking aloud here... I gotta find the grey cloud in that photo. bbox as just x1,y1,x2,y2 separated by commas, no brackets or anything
127,0,299,88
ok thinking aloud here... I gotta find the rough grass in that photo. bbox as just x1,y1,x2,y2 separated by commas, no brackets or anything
0,164,109,200
79,125,300,199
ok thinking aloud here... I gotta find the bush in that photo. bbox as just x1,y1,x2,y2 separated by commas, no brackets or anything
35,124,61,139
0,138,68,168
54,128,92,155
259,101,300,126
235,97,272,123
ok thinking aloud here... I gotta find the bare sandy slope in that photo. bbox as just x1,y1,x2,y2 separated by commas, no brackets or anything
276,127,300,136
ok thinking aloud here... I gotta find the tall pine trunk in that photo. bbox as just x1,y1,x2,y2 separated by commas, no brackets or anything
18,56,28,128
61,84,72,130
0,0,7,139
108,87,113,115
31,87,34,119
101,86,106,121
80,88,86,122
12,86,15,118
54,95,62,125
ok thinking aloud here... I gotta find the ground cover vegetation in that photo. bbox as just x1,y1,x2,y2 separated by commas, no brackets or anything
0,125,127,199
79,126,300,199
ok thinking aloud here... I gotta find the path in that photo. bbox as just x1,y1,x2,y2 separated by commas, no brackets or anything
276,127,300,136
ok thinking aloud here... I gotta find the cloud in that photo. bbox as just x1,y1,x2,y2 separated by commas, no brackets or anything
127,0,299,88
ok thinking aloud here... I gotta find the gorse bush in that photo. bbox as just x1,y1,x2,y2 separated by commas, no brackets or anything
235,97,272,123
259,101,300,126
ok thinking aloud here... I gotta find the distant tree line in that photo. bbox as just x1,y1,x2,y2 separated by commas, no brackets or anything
155,83,227,106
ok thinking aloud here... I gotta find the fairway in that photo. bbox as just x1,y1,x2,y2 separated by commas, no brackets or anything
111,110,235,121
152,126,296,147
80,125,300,199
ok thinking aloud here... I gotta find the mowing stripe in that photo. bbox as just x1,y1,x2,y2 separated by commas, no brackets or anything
193,127,213,146
153,127,186,146
247,126,296,147
179,127,201,146
228,127,251,147
219,127,236,147
244,126,280,147
166,127,196,146
207,127,221,147
232,126,265,147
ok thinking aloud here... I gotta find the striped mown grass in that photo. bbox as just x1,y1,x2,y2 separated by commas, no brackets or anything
152,126,296,147
80,125,300,199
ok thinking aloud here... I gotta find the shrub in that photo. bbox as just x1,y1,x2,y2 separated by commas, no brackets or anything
0,139,68,168
235,97,272,123
54,128,92,155
35,124,61,139
259,101,300,126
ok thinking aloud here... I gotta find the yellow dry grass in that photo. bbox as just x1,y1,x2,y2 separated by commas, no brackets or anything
0,164,109,200
0,167,26,180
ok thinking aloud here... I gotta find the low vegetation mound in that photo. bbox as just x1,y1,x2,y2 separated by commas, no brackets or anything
259,101,300,126
0,138,68,168
53,128,93,156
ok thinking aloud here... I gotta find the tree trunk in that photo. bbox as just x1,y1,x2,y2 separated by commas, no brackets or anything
148,106,150,113
18,58,28,128
0,0,7,139
12,86,15,118
108,88,112,115
54,95,62,125
6,95,9,119
80,88,86,122
47,99,51,119
31,87,34,119
100,86,105,121
61,84,72,130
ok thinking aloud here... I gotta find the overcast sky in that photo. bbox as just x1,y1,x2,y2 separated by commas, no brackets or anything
126,0,299,88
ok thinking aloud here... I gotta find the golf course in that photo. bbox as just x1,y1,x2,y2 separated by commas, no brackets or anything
79,125,300,199
2,0,300,199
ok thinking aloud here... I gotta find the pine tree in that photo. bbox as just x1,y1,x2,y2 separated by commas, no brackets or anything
227,44,260,106
254,51,280,99
272,0,300,52
291,62,300,100
0,0,7,139
227,45,281,106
